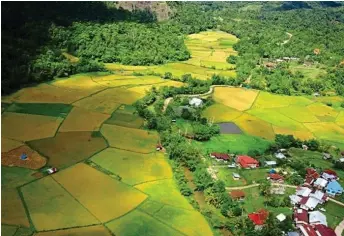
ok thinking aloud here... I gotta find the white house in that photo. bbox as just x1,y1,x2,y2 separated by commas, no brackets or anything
314,178,328,189
264,161,277,167
309,190,328,204
309,211,327,226
289,195,302,205
276,213,286,222
189,98,203,107
275,153,286,159
295,187,312,197
300,197,319,211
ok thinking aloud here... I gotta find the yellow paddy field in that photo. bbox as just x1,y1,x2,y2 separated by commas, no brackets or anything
213,87,258,111
34,225,112,236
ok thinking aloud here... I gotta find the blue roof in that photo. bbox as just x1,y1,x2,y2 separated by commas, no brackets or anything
326,180,343,193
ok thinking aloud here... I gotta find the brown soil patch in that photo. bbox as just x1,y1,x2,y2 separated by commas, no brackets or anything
1,145,47,170
27,131,107,168
1,188,30,227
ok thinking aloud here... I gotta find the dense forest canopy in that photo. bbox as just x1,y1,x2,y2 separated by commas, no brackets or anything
1,1,343,95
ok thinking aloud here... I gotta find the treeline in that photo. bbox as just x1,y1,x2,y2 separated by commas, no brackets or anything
218,4,344,95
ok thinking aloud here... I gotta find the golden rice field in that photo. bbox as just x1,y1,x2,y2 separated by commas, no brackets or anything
207,87,344,143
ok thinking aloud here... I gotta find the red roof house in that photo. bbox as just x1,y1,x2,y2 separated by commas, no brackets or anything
293,208,308,225
306,168,320,179
314,224,336,236
230,190,245,200
248,209,269,226
268,173,284,182
298,224,318,236
210,152,230,160
237,155,259,169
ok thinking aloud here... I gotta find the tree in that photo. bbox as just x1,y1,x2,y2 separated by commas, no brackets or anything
226,55,237,64
163,72,173,80
259,179,272,197
193,168,213,191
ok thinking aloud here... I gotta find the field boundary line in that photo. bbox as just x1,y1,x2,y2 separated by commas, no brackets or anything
50,176,102,224
34,223,103,233
132,177,173,187
17,187,37,232
246,89,260,111
70,87,111,105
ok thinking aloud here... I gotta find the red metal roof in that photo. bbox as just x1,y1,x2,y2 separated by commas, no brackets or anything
300,224,318,236
323,169,337,176
230,190,245,199
294,209,308,223
300,196,309,205
248,209,269,225
306,168,320,179
237,155,259,168
314,224,336,236
269,173,284,180
211,152,230,160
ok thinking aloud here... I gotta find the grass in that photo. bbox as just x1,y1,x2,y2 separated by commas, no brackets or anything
106,209,182,236
1,225,18,236
104,105,144,129
53,163,147,222
101,124,158,153
202,103,243,123
34,225,112,236
59,107,109,132
192,134,272,155
216,168,248,187
90,148,173,185
135,179,193,210
6,103,72,118
324,201,344,228
28,131,107,169
2,112,63,142
213,87,259,111
21,176,99,231
289,62,326,79
1,166,36,189
233,113,275,140
288,148,333,169
154,205,213,236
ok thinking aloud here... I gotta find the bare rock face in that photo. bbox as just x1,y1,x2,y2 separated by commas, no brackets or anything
116,1,172,21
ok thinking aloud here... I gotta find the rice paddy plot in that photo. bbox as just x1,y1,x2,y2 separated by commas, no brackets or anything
1,137,24,152
12,227,33,236
59,107,109,132
2,189,30,227
304,122,344,143
6,103,72,118
213,87,258,111
21,176,99,231
192,134,272,155
94,75,165,87
27,131,107,169
1,83,92,104
252,92,291,109
104,63,149,72
1,112,63,142
154,205,213,236
233,113,275,140
91,148,173,185
277,106,320,123
101,124,158,153
50,74,107,92
200,61,235,70
53,163,147,222
273,126,315,141
135,179,194,210
1,166,36,189
310,96,344,109
1,225,18,236
34,225,112,236
106,209,183,236
247,108,306,130
2,145,47,170
202,103,243,123
2,102,11,113
128,81,185,95
307,102,339,122
336,111,344,127
138,199,165,215
104,105,144,129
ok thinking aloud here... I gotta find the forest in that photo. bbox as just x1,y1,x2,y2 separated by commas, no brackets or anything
2,1,344,96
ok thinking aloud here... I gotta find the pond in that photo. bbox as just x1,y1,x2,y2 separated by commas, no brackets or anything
218,122,243,134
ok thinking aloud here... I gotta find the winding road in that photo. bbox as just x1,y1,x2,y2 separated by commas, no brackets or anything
281,32,293,45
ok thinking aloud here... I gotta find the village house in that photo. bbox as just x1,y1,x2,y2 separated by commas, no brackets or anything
323,153,332,160
230,190,245,201
210,152,230,161
290,194,302,205
304,168,320,186
268,173,284,183
236,155,259,169
275,152,286,159
298,224,317,236
313,224,336,236
189,97,203,107
314,178,328,190
276,213,286,222
232,173,241,180
326,180,343,197
309,190,328,204
302,144,309,150
309,211,327,226
227,163,236,168
294,208,308,225
264,161,277,167
248,209,269,230
296,187,312,197
300,197,320,211
321,170,338,181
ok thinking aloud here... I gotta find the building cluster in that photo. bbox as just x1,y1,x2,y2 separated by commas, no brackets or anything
210,153,259,169
288,168,343,236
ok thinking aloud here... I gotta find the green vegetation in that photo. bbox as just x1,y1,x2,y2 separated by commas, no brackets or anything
104,105,144,128
6,103,72,118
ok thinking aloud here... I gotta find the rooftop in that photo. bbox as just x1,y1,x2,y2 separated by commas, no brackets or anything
230,190,245,199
